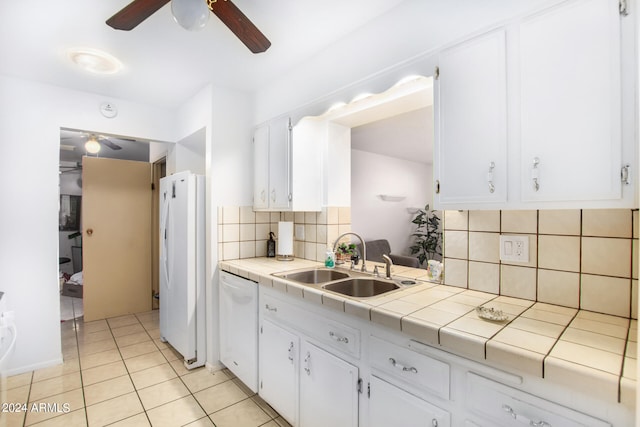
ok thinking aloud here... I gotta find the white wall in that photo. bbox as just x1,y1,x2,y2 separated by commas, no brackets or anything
0,75,175,375
351,149,432,255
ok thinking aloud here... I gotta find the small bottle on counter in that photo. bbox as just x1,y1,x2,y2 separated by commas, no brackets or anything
325,248,335,269
267,232,276,258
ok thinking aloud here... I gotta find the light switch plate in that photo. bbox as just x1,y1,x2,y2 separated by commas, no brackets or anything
499,235,529,262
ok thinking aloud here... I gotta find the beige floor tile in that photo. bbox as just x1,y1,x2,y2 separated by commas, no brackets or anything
86,392,144,426
115,331,152,348
123,351,166,373
6,371,32,389
84,375,135,406
208,398,271,427
169,359,192,376
145,328,161,340
77,330,113,345
138,377,190,410
25,388,85,426
111,323,146,338
185,417,215,426
80,349,122,370
160,346,182,362
273,417,293,427
28,409,87,427
251,395,279,419
119,341,159,360
146,396,206,427
108,413,151,426
5,383,30,403
77,338,117,357
129,363,178,390
194,380,249,414
29,372,82,402
33,358,81,383
81,361,128,386
80,320,109,334
107,315,140,329
181,368,230,393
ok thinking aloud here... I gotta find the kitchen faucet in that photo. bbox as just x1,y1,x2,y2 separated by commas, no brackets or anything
382,254,393,279
333,232,367,272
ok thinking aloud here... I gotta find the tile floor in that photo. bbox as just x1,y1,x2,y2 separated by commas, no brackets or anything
3,307,289,427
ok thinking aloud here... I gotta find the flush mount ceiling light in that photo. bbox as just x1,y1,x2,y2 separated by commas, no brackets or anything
67,48,123,74
172,0,210,31
85,135,101,154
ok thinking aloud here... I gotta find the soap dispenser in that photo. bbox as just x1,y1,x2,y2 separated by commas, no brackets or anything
267,232,276,258
325,247,335,269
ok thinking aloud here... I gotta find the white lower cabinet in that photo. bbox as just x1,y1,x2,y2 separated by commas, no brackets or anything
370,376,450,427
299,340,359,427
259,319,299,425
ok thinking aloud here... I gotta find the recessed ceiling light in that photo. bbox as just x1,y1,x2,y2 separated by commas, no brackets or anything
67,48,123,75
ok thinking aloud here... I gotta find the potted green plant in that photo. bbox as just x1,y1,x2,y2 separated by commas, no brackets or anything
335,243,357,264
409,204,442,267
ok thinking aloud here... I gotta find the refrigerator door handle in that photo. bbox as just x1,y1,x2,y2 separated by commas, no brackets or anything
160,194,171,290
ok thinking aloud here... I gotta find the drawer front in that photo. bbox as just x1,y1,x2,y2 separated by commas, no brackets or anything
369,335,450,400
260,290,360,357
466,373,611,427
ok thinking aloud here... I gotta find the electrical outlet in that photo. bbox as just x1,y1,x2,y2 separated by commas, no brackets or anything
499,235,529,262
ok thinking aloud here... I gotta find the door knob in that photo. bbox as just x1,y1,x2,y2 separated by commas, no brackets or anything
86,228,93,236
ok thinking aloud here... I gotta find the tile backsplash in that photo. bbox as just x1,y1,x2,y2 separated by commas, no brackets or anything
218,206,351,263
443,209,638,319
218,206,638,320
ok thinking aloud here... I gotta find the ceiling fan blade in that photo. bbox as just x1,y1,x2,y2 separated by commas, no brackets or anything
107,0,170,31
208,0,271,53
100,139,123,150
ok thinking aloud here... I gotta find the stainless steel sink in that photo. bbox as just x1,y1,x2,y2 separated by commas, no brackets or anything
323,278,400,298
278,269,350,284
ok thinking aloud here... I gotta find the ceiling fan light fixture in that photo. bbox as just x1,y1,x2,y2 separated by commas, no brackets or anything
85,136,101,154
67,48,123,75
171,0,210,31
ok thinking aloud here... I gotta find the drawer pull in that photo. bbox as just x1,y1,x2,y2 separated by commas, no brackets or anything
502,404,551,427
329,331,349,344
265,304,277,312
304,352,311,375
388,357,418,374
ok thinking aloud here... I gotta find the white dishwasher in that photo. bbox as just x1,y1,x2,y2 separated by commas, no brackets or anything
219,271,258,392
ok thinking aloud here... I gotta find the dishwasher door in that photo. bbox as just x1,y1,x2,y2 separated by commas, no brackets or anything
219,272,258,392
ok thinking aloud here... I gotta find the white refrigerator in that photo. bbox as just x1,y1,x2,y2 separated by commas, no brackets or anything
159,171,206,370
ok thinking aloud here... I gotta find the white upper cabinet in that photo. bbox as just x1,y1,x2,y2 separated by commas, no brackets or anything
435,0,635,210
435,29,508,206
253,116,322,211
519,0,622,203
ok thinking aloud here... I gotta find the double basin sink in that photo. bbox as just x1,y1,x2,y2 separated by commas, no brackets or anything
273,267,410,298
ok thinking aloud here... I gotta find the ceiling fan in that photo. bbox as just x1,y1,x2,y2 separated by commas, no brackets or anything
61,133,124,154
106,0,271,54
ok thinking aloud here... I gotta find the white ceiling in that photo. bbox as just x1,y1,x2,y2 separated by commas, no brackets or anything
0,1,555,110
0,0,405,108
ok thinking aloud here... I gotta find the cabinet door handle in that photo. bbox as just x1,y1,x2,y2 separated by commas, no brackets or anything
260,189,266,202
265,304,277,312
388,357,418,374
531,157,540,192
304,352,311,375
502,404,551,427
288,342,294,363
487,161,496,193
271,189,276,202
435,180,440,194
328,331,349,344
621,164,631,185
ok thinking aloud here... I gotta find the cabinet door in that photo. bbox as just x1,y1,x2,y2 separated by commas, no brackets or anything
259,320,298,426
268,116,291,210
253,124,269,209
519,0,622,202
370,376,450,427
299,341,359,427
435,29,508,208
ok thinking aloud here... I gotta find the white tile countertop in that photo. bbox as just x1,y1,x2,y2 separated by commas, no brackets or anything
219,257,637,407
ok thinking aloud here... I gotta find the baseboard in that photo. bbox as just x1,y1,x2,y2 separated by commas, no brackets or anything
5,355,64,377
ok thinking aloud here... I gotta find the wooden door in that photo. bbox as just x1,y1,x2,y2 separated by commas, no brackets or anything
82,157,152,321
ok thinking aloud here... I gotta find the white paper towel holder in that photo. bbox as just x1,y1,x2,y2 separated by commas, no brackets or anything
277,254,294,261
277,221,295,261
